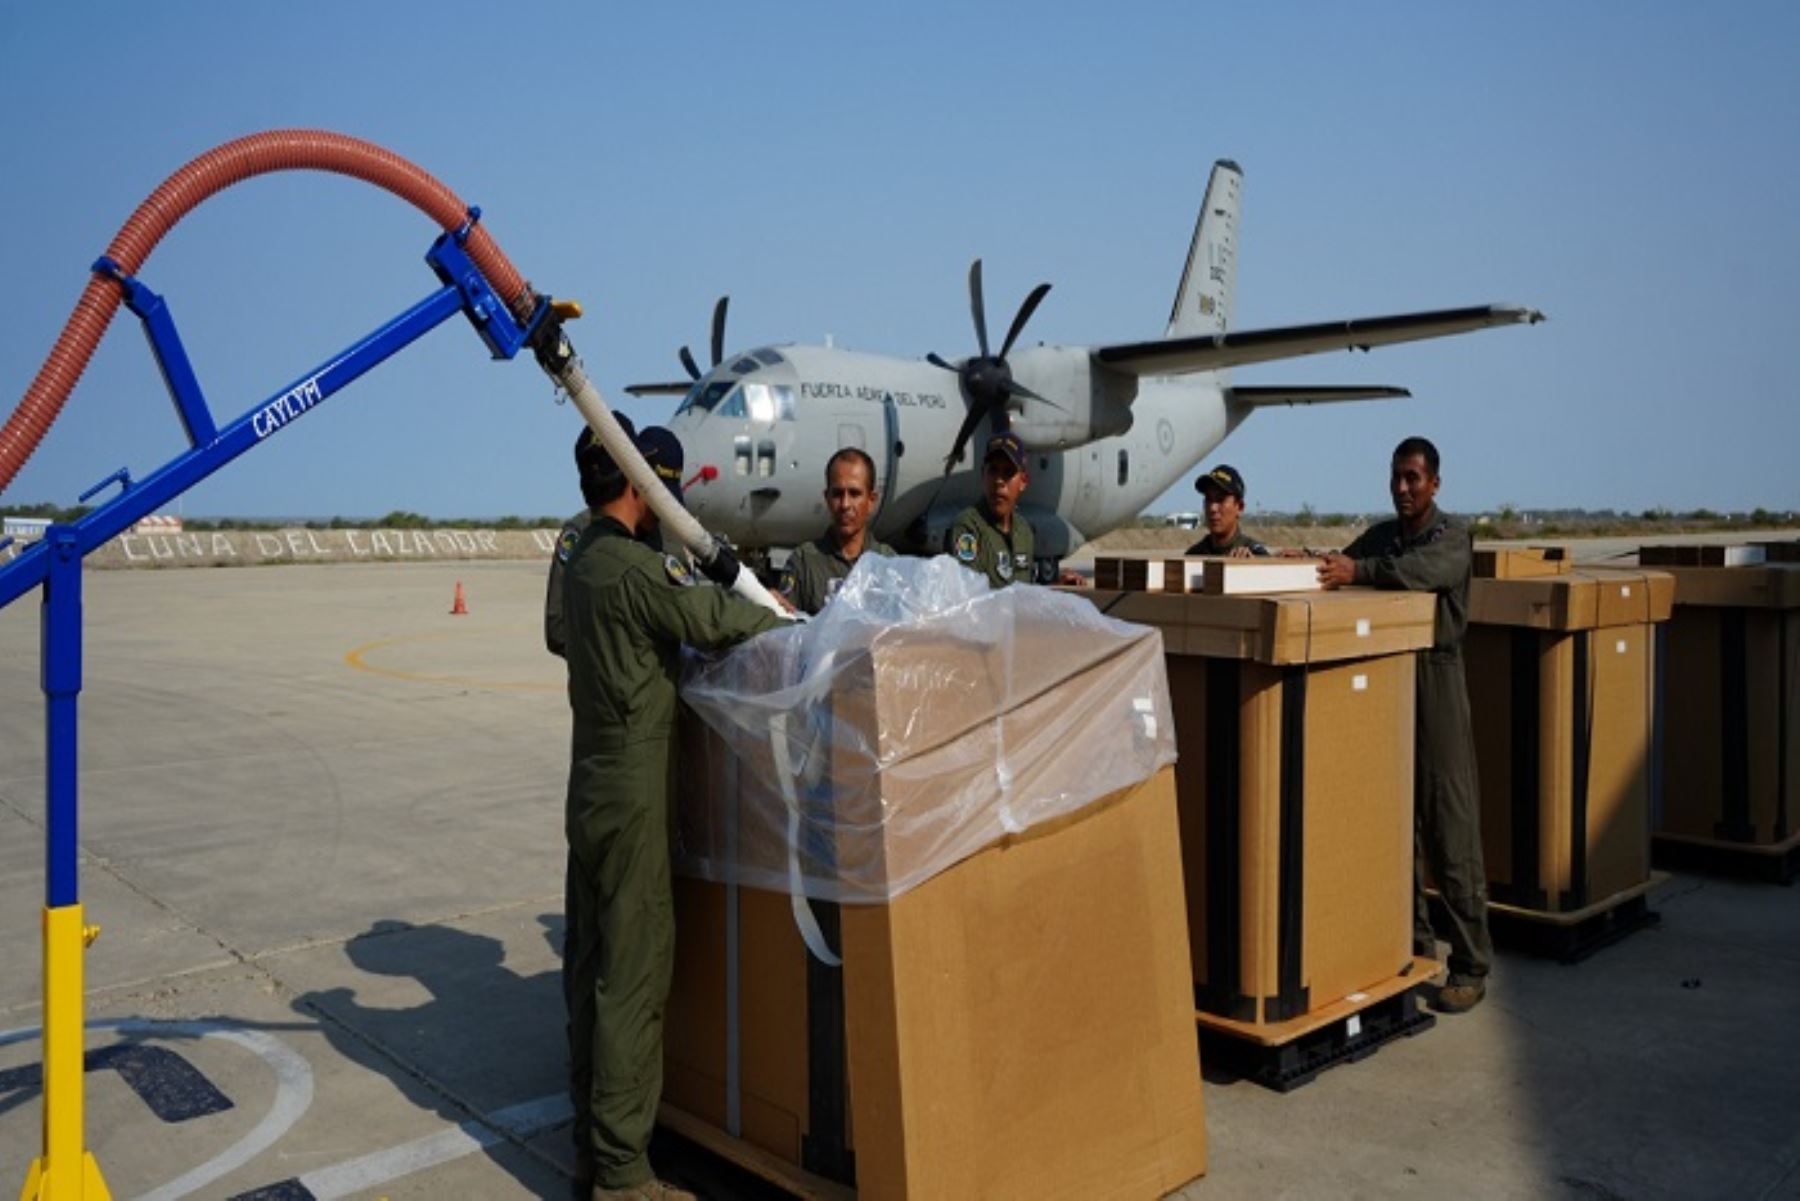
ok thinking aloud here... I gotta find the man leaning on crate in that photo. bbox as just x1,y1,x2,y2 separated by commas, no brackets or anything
1316,435,1494,1014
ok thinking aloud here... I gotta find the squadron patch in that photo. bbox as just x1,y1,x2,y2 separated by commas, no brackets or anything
664,554,695,586
997,553,1013,581
778,566,796,597
556,527,579,564
954,531,978,563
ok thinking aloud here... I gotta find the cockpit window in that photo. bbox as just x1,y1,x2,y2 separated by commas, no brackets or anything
731,357,760,375
751,348,784,366
674,379,735,416
677,379,794,421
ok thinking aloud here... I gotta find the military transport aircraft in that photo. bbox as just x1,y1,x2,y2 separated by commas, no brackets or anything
626,160,1541,578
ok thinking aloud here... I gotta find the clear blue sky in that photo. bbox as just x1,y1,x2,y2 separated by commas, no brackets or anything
2,3,1795,519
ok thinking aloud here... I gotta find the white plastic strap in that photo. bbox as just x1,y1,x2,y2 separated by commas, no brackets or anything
769,710,843,967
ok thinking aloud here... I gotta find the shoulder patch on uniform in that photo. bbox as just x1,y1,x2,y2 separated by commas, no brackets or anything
778,566,796,596
954,531,978,563
664,553,695,586
556,528,579,563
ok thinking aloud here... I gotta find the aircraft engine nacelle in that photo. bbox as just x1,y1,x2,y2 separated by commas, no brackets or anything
1005,346,1135,451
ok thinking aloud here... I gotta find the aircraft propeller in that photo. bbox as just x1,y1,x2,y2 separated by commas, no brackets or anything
927,259,1054,474
626,296,730,397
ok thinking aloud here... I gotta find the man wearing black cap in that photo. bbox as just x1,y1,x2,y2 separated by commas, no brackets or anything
1185,464,1269,557
546,422,685,658
558,420,782,1200
945,431,1036,588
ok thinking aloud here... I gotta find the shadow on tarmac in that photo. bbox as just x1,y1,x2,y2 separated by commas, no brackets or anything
293,915,792,1200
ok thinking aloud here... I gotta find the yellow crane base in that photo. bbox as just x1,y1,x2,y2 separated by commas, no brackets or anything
20,1152,110,1201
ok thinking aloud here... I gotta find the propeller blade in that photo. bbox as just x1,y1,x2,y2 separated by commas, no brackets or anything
943,404,991,476
679,346,702,381
968,259,990,358
926,352,959,372
1007,379,1065,412
999,283,1052,359
710,296,729,368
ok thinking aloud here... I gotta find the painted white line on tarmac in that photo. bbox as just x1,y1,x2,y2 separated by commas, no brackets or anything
0,1017,314,1201
296,1093,572,1199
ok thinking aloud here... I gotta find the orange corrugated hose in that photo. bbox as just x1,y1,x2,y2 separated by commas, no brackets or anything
0,129,536,494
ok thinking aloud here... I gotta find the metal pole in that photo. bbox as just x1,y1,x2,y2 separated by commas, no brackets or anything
23,528,111,1199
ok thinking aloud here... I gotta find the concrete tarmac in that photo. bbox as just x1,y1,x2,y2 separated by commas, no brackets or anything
2,561,1797,1200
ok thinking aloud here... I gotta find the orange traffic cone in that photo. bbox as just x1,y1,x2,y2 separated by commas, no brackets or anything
450,581,468,616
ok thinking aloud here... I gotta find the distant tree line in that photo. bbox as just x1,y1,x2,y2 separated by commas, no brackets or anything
3,504,563,530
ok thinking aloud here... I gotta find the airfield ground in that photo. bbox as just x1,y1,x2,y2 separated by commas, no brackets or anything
2,552,1798,1200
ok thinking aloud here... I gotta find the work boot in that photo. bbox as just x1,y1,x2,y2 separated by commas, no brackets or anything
592,1181,697,1201
1433,974,1486,1014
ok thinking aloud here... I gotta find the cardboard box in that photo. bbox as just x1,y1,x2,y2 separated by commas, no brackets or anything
1081,587,1435,665
676,605,1171,901
664,766,1208,1200
1198,558,1323,596
1094,553,1202,593
1654,564,1800,846
1468,568,1674,631
1465,579,1664,911
1656,563,1800,609
1473,546,1570,579
1073,586,1431,1032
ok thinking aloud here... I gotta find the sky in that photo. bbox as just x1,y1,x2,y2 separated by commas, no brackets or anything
1,3,1795,520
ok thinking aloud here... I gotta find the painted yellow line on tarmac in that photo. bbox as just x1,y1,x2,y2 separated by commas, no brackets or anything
343,625,561,692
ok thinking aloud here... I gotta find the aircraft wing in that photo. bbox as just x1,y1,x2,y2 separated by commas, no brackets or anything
1227,385,1410,407
1093,304,1542,377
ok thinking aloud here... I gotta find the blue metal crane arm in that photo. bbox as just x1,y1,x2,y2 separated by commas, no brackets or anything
0,229,543,609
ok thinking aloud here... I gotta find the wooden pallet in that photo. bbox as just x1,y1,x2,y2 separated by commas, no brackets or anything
656,1103,855,1201
1653,828,1800,885
1481,873,1667,963
1195,957,1438,1092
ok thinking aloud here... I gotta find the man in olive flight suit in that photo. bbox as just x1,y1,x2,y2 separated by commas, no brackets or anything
1317,435,1493,1014
945,431,1036,587
561,421,784,1199
780,446,896,614
1185,463,1270,557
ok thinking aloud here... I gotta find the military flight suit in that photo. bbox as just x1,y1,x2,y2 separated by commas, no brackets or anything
562,515,783,1189
544,508,592,658
1341,505,1494,982
945,503,1035,588
779,533,897,615
1184,528,1270,556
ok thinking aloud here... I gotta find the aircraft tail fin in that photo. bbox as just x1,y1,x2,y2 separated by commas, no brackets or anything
1165,160,1242,339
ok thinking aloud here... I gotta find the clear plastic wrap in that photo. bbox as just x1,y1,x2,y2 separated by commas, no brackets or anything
677,554,1176,904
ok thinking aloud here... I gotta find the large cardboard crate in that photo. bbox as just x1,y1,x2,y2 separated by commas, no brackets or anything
1652,564,1800,848
1465,568,1674,912
666,584,1203,1200
1075,587,1434,1033
664,762,1206,1200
